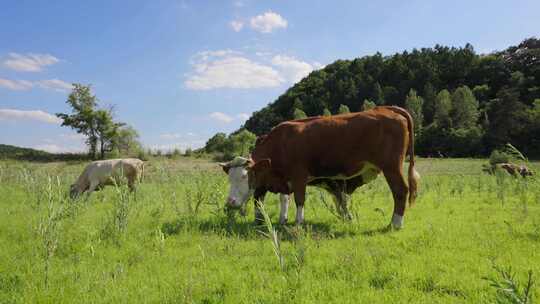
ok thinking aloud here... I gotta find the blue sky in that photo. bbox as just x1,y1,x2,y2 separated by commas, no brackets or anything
1,0,539,153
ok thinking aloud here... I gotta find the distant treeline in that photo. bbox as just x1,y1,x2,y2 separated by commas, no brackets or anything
238,38,540,158
0,144,88,162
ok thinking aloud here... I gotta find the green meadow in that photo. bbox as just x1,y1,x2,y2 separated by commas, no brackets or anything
1,158,539,303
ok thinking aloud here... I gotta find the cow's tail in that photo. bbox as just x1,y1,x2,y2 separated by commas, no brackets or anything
385,106,420,206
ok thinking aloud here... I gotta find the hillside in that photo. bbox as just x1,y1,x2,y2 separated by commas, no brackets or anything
241,38,540,158
0,144,85,161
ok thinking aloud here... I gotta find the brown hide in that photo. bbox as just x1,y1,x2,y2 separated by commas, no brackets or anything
249,106,418,219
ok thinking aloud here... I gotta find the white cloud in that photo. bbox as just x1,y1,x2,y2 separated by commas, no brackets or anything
271,55,322,83
237,113,250,121
33,144,84,154
159,133,182,140
36,79,73,92
0,78,33,90
209,112,234,123
149,141,205,153
249,11,287,33
0,77,73,93
59,133,86,141
0,109,61,124
230,20,244,32
3,53,60,72
185,50,283,90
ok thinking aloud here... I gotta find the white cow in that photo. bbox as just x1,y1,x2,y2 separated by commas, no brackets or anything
70,158,144,198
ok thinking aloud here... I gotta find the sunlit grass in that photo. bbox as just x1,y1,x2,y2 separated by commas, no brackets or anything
0,157,539,303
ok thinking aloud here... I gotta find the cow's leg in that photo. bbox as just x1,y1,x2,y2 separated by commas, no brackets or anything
292,179,307,225
253,188,267,225
383,169,408,229
279,194,289,225
335,191,352,221
86,180,100,199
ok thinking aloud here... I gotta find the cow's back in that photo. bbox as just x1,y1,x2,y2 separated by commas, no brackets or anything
253,107,409,176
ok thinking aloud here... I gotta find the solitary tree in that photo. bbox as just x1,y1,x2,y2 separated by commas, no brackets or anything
56,84,99,158
56,84,134,159
115,126,142,156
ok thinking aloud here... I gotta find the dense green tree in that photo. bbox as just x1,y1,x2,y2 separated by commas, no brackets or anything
433,89,452,128
485,87,529,152
422,83,437,125
451,86,479,129
229,129,257,157
94,109,123,159
205,133,227,153
372,82,385,105
56,84,99,158
322,108,332,116
115,126,142,156
362,99,376,111
405,89,424,134
338,104,350,114
293,108,308,119
236,38,540,157
472,84,490,106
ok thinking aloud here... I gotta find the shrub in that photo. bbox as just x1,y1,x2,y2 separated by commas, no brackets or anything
489,150,510,165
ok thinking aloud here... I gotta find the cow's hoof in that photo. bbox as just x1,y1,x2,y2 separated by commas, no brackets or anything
391,213,404,230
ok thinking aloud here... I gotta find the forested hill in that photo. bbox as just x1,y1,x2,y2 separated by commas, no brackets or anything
242,38,540,158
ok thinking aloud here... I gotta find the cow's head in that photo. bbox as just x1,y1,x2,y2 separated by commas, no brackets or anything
519,166,534,177
69,184,82,199
220,156,277,209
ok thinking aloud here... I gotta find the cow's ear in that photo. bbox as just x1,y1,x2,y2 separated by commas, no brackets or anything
219,163,230,174
251,158,271,172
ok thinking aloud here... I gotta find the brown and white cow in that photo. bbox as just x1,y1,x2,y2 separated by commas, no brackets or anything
220,106,420,229
70,158,144,199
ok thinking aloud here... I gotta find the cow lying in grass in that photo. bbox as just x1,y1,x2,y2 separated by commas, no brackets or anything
483,163,534,178
70,158,144,199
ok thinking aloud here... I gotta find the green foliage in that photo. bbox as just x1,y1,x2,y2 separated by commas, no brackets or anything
235,38,540,157
405,89,424,133
422,83,437,125
338,104,350,114
115,126,142,157
322,108,332,116
56,84,99,158
205,129,257,161
484,265,535,304
362,99,376,111
433,89,452,129
450,86,479,129
293,108,308,119
56,84,141,159
489,150,511,165
205,133,227,154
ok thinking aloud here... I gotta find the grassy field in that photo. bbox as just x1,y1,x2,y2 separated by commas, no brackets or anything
1,157,539,303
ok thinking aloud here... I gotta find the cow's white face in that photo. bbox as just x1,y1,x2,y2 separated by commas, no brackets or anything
225,165,253,209
221,157,254,209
